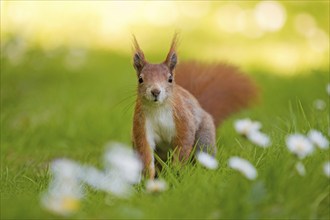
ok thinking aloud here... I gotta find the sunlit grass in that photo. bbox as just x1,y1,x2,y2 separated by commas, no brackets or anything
1,48,329,219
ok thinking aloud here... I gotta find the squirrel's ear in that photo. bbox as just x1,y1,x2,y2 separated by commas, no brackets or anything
166,52,177,72
164,33,179,72
132,35,146,74
133,52,145,73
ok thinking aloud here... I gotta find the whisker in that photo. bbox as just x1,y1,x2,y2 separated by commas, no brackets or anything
122,100,136,116
112,93,137,110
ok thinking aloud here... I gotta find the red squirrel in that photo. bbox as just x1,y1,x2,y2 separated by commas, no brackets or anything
132,34,257,179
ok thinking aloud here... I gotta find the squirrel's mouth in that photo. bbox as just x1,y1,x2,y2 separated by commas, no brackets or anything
143,94,164,104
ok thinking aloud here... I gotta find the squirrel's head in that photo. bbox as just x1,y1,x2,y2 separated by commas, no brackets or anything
132,34,178,105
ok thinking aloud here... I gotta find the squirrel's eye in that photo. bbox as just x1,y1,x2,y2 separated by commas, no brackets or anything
168,76,173,83
138,77,143,84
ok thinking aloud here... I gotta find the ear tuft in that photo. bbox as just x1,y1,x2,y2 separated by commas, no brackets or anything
132,35,146,73
165,32,179,72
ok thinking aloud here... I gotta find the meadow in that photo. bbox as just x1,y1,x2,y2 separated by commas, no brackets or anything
1,46,329,219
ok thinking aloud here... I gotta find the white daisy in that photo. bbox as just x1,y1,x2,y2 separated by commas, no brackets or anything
48,159,84,198
146,179,168,193
307,129,329,149
105,171,134,197
79,166,107,189
104,142,143,184
51,159,82,180
42,159,83,216
79,165,132,197
313,99,326,111
323,161,330,178
196,152,219,170
42,143,145,215
286,134,314,159
295,161,306,176
246,131,271,148
41,194,81,216
228,156,258,180
234,118,261,136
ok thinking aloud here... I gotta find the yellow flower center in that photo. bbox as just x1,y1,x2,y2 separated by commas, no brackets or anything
62,197,80,212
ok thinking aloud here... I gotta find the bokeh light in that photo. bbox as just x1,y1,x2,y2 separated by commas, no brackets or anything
294,13,318,38
254,1,286,32
1,1,329,74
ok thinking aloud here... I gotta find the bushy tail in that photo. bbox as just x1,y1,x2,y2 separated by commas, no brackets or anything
175,61,258,126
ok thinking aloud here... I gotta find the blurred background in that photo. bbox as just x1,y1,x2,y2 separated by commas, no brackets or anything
1,2,329,218
1,0,329,74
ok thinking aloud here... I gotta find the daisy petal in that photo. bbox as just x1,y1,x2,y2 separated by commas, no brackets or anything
295,161,306,176
228,156,258,180
234,118,261,136
104,142,143,184
247,131,271,147
196,152,219,170
307,129,329,149
323,161,330,178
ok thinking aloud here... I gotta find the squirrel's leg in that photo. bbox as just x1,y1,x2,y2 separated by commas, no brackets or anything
173,140,194,163
136,143,155,179
195,112,217,155
133,138,155,179
173,125,195,163
132,115,155,179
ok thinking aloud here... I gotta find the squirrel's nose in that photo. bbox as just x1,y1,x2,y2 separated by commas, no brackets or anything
151,89,161,98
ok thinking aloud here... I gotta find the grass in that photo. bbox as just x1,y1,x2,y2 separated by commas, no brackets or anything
1,47,329,219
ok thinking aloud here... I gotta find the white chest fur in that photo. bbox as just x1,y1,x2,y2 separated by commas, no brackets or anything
145,105,176,149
